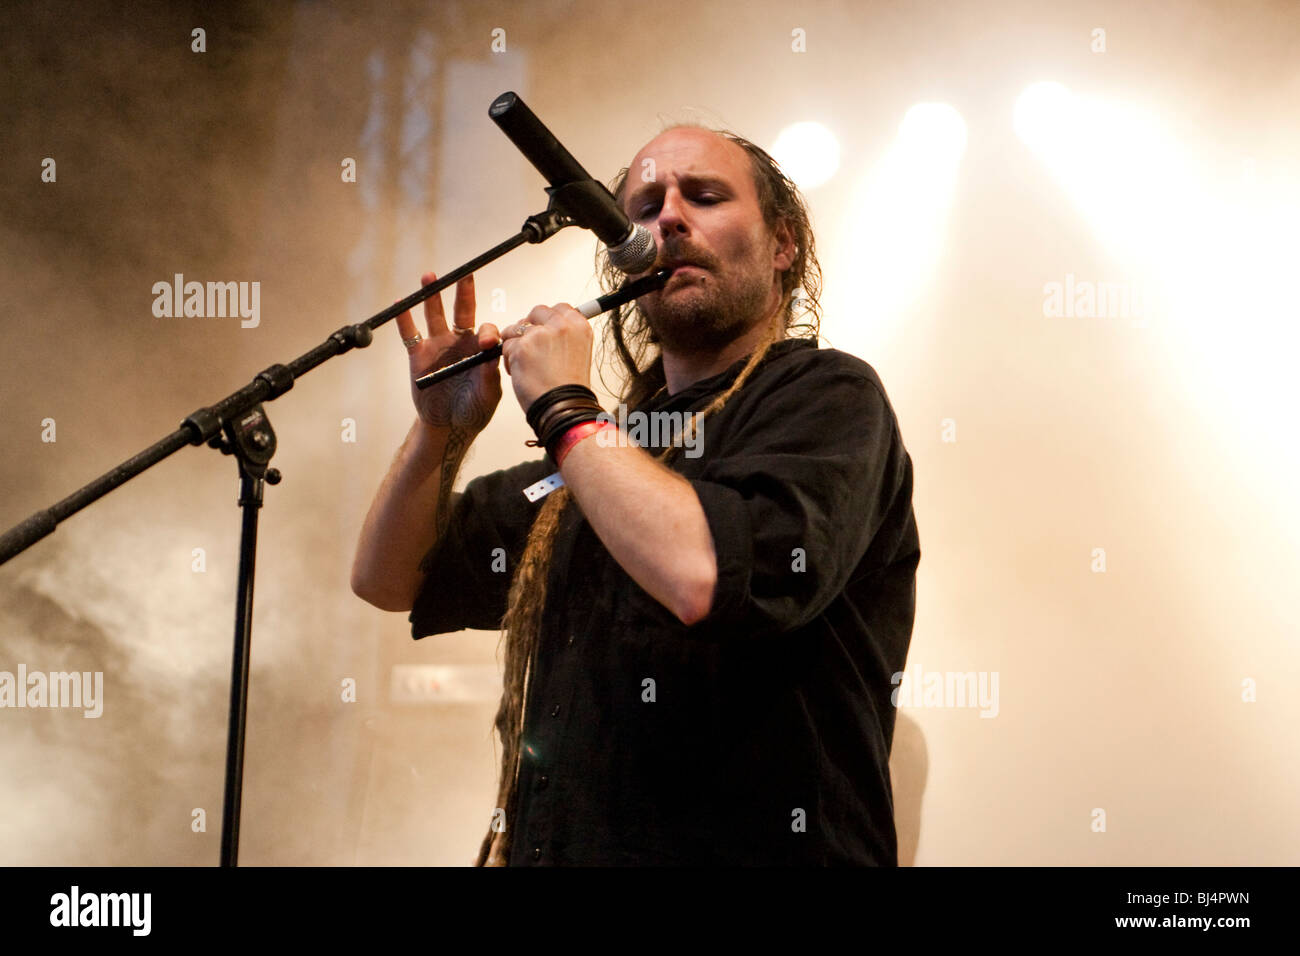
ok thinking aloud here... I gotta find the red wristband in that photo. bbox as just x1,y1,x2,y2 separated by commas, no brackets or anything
554,420,615,468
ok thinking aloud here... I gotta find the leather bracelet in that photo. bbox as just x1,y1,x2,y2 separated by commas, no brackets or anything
524,385,612,463
526,385,598,434
536,400,601,441
533,394,600,434
524,401,604,456
535,395,600,428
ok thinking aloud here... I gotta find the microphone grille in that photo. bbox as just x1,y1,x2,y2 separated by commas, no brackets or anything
607,226,657,274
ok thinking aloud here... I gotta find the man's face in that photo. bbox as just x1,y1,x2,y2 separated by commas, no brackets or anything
622,128,793,354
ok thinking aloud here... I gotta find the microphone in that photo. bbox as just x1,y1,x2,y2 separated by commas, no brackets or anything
489,91,656,274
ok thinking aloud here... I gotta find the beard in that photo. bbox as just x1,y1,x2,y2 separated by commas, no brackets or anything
639,262,773,354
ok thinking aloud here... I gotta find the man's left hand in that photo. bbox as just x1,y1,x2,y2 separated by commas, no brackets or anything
499,302,594,412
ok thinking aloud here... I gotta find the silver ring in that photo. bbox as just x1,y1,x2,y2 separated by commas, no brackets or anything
452,325,476,336
514,322,533,337
402,333,422,349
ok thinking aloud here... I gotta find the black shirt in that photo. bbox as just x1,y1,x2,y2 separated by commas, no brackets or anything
409,337,920,865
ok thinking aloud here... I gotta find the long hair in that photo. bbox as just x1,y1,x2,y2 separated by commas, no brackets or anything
475,126,823,866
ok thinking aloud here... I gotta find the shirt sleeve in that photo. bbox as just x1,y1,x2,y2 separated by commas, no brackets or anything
685,356,908,638
408,456,554,639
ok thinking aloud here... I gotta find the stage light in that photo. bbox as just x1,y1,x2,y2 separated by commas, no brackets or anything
1014,79,1300,528
771,121,841,190
898,103,968,170
1012,78,1299,340
1012,81,1071,151
832,102,967,341
1013,81,1195,269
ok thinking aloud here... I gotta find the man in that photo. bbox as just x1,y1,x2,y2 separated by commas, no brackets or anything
351,125,920,865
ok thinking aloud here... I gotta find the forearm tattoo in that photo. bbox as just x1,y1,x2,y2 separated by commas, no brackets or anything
435,427,470,540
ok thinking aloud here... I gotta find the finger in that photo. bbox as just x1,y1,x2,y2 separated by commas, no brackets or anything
452,275,476,333
394,301,420,349
479,322,501,349
523,304,557,326
500,335,524,376
551,302,586,329
421,272,449,338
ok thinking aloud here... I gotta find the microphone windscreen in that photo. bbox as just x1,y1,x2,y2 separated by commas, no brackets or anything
607,225,657,274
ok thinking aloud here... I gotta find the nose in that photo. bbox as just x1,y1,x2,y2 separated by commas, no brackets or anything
655,187,689,239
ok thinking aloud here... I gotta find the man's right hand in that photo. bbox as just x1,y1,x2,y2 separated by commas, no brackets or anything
396,272,502,434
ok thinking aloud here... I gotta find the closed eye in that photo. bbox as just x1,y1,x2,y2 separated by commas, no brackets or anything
633,193,724,220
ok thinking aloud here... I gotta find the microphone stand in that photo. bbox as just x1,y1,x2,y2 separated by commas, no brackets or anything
0,204,576,866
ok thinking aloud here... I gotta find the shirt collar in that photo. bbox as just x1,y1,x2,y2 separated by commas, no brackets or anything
642,337,817,414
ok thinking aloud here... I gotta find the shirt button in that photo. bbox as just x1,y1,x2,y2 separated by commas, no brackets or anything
532,847,542,861
551,704,560,717
538,775,549,790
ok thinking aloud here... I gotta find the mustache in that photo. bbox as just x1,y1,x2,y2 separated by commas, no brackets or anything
654,243,717,272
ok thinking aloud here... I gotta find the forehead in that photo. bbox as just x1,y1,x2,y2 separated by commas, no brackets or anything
624,127,755,199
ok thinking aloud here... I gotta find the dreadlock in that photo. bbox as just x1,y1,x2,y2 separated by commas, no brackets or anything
475,125,823,866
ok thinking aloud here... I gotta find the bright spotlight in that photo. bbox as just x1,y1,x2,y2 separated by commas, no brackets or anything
1013,80,1201,272
1013,81,1072,148
770,121,841,190
831,101,967,346
1014,79,1300,505
898,103,968,167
